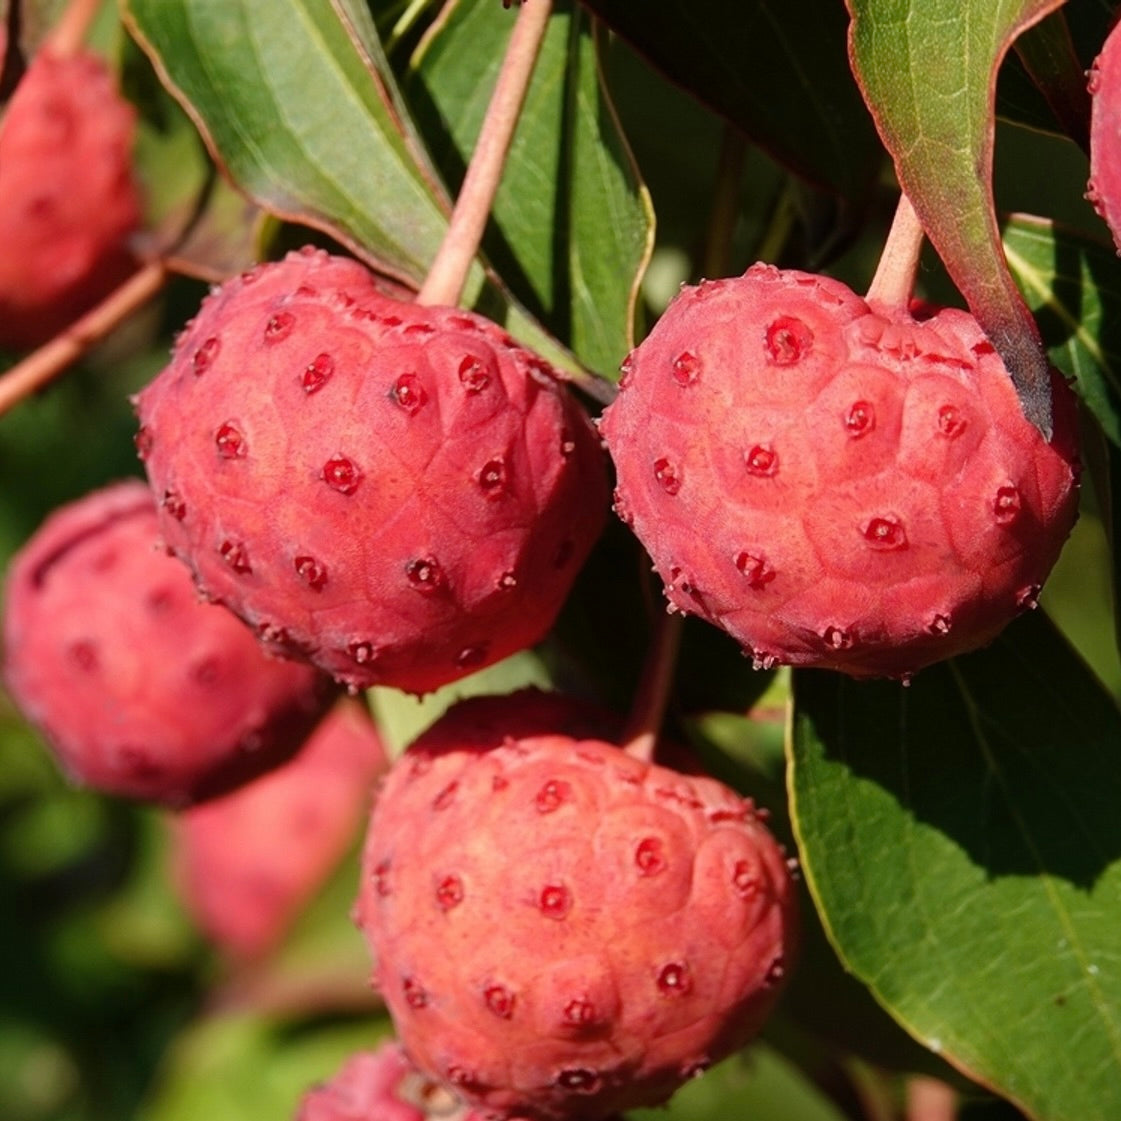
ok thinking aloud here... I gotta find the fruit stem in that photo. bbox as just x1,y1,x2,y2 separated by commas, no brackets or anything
864,191,925,310
905,1076,957,1121
621,607,683,764
415,0,552,308
700,125,748,280
46,0,102,57
0,260,166,419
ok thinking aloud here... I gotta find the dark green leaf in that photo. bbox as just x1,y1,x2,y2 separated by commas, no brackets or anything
579,0,882,198
790,611,1121,1120
1003,214,1121,447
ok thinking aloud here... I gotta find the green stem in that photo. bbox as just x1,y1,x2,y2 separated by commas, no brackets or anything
621,603,683,764
701,125,748,279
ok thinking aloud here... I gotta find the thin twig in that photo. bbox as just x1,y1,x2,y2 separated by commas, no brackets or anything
0,260,167,418
416,0,553,307
865,191,925,310
621,607,683,764
701,125,747,280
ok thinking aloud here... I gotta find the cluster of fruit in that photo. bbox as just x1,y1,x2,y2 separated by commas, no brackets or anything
3,5,1112,1119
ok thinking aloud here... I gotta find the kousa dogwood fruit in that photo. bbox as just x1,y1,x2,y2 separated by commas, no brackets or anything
174,697,388,959
599,265,1080,678
355,690,797,1121
134,248,608,696
0,46,141,350
1089,17,1121,252
1,480,334,805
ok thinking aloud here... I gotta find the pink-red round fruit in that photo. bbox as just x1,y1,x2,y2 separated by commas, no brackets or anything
600,265,1080,678
2,480,334,805
134,248,608,696
0,47,142,350
174,697,388,959
1089,18,1121,252
355,690,797,1121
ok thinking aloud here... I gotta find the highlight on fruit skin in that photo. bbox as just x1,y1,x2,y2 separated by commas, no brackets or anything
599,264,1081,679
1,480,336,806
354,689,798,1121
0,46,142,350
1089,17,1121,253
173,696,388,960
133,248,609,696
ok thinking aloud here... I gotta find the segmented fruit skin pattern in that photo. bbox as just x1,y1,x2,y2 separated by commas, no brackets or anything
134,249,609,695
175,697,388,959
296,1044,427,1121
600,265,1080,677
0,48,141,349
355,691,797,1121
1089,20,1121,251
2,481,334,805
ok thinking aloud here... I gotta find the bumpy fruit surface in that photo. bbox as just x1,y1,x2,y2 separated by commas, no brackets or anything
0,48,141,350
296,1043,549,1121
2,481,334,805
600,265,1080,677
355,691,797,1121
134,248,608,695
175,697,388,959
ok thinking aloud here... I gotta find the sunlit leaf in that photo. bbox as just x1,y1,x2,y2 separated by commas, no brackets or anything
847,0,1066,432
408,0,652,378
121,0,449,286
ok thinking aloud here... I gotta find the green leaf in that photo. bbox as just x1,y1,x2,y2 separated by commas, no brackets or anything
121,0,449,286
1003,213,1121,447
139,1011,388,1121
578,0,882,199
119,0,610,392
847,0,1066,432
407,0,652,378
629,1043,849,1121
790,611,1121,1121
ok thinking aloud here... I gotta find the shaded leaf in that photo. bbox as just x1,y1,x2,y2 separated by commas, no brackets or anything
1003,213,1121,447
629,1043,849,1121
847,0,1066,432
790,611,1121,1121
1008,10,1092,150
408,0,652,378
579,0,882,198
